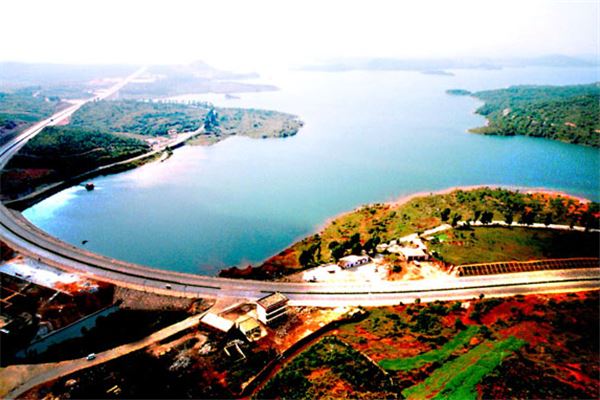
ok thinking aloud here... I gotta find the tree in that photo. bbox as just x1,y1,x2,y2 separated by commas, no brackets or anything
543,213,553,227
330,243,345,260
440,208,451,222
504,211,514,226
581,210,599,231
299,249,313,266
328,241,345,260
363,236,380,253
521,210,536,226
350,241,362,255
480,325,492,339
204,108,219,133
480,211,494,225
299,242,321,267
451,213,462,227
473,210,481,222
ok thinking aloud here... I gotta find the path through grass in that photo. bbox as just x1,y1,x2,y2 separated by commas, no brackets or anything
402,336,525,400
379,325,479,372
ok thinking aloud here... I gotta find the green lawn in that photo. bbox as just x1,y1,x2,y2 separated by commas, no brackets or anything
430,227,600,265
402,336,525,400
379,325,479,371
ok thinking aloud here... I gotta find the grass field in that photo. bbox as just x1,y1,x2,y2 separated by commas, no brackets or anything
379,325,480,371
402,336,525,400
430,227,600,265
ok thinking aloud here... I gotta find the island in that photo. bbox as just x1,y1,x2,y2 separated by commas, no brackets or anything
446,88,471,96
448,83,600,147
220,187,599,280
421,69,454,76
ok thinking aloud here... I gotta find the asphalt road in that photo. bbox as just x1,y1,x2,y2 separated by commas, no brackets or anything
2,206,598,305
1,312,206,399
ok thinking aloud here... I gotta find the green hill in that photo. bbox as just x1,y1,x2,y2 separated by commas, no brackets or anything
467,83,600,147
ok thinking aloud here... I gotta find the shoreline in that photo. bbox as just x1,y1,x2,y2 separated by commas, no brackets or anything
314,184,592,235
221,185,597,279
2,151,164,211
2,110,303,211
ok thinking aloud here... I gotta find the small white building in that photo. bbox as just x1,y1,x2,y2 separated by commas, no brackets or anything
303,264,340,282
256,292,289,325
375,243,389,253
200,313,234,333
338,255,370,269
399,247,429,262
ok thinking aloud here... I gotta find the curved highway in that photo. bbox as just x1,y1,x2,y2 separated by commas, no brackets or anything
1,71,598,306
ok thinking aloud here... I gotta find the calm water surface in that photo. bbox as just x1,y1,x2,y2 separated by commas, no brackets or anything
24,67,600,274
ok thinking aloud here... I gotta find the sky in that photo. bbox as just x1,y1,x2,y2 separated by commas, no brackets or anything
0,0,598,71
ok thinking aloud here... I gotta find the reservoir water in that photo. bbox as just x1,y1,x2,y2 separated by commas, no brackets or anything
24,67,600,275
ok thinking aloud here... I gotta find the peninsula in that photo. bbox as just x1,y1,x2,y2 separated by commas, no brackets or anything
0,99,302,204
220,187,599,280
448,83,600,147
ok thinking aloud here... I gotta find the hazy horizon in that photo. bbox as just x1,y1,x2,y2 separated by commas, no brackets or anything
1,0,598,72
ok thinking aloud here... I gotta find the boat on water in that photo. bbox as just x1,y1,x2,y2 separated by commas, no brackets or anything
85,182,95,191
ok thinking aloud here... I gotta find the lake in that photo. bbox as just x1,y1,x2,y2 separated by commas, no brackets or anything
24,67,600,275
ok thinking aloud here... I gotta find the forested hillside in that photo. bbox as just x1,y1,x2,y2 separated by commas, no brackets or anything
468,83,600,146
70,100,303,139
70,100,207,136
1,127,149,198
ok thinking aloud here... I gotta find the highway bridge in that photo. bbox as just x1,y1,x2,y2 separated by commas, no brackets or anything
1,71,598,306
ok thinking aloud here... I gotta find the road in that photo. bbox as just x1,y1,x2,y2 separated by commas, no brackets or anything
2,204,598,306
0,312,206,399
0,66,598,307
0,66,146,172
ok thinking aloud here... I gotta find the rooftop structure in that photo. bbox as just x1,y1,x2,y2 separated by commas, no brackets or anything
398,247,429,262
338,255,370,269
256,292,288,311
256,292,288,325
200,313,234,333
237,317,262,341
